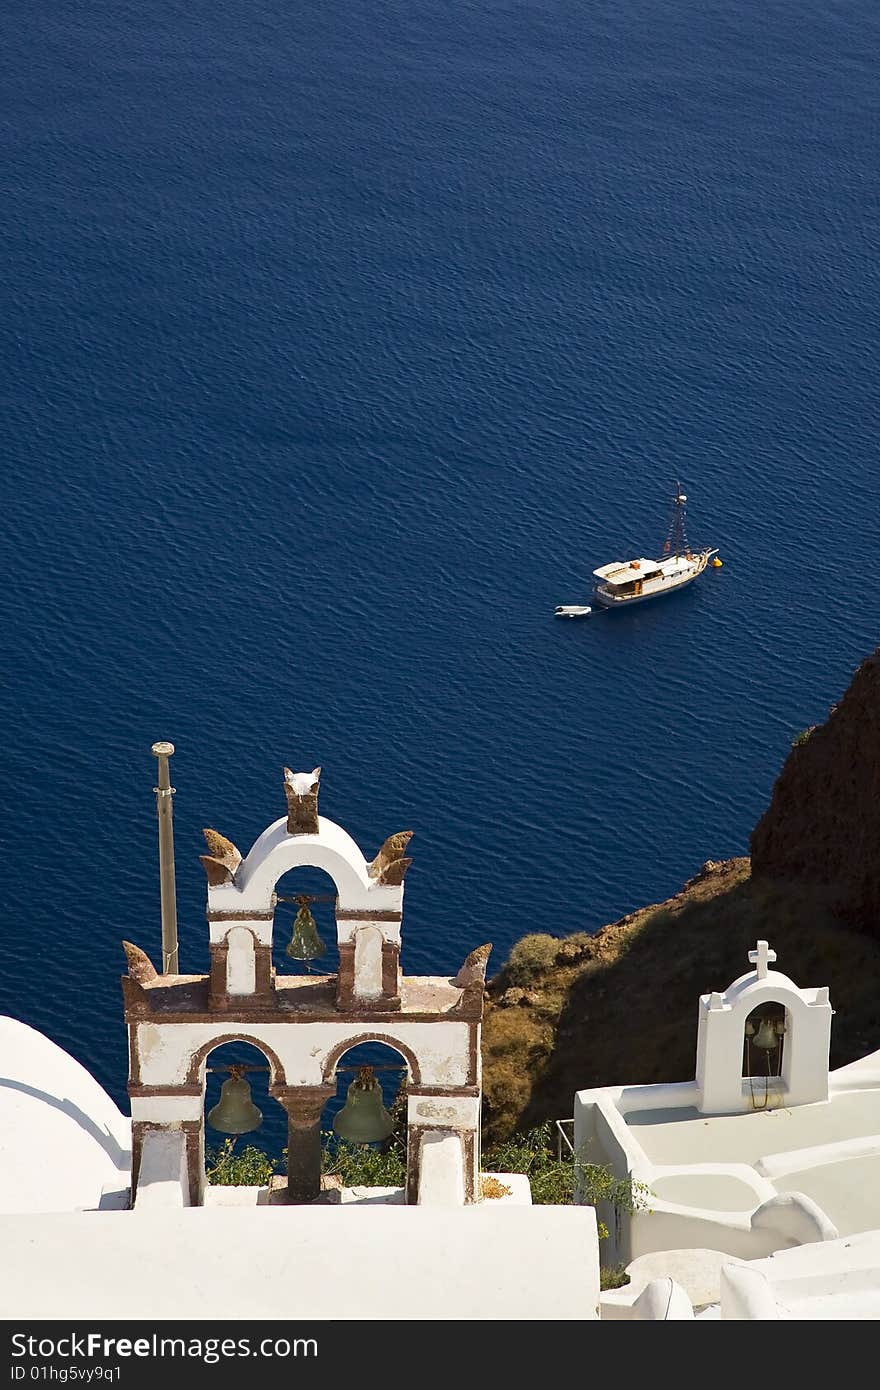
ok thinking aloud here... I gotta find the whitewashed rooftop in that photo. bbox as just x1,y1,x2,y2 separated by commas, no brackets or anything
0,1016,131,1214
0,1205,599,1320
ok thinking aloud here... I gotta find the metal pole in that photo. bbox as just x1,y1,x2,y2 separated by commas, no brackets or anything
152,741,179,975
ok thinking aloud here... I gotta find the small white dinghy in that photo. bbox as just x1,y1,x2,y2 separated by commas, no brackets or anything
555,604,593,619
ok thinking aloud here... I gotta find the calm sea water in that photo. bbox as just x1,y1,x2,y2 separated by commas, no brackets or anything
2,0,879,1146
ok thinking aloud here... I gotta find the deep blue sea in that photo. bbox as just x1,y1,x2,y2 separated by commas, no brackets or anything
2,0,879,1149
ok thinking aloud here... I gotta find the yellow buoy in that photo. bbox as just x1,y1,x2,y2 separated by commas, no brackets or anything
712,556,723,568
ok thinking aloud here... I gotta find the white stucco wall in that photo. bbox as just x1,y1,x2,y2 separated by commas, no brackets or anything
418,1132,466,1206
0,1017,131,1214
225,927,256,995
0,1206,601,1320
696,970,832,1113
707,1229,880,1319
353,926,383,998
134,1019,473,1088
408,1093,480,1131
574,1063,880,1264
207,816,404,918
133,1130,189,1209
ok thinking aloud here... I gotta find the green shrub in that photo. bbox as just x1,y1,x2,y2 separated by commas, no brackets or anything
577,1161,651,1217
204,1119,649,1234
482,1123,650,1224
320,1134,407,1188
504,934,563,985
600,1264,630,1291
205,1138,278,1186
483,1121,573,1203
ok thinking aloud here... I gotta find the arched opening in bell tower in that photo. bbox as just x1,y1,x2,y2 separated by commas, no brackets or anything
321,1041,412,1191
202,1039,285,1187
272,866,340,979
742,1001,787,1086
321,1045,411,1184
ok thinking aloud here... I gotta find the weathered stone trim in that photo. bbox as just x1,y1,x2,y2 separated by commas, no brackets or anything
133,1119,202,1132
347,994,402,1014
131,1119,202,1204
131,1124,143,1195
452,991,485,1022
408,1121,478,1136
207,909,274,922
128,1083,203,1099
407,1094,480,1130
406,1128,421,1205
382,941,400,999
184,1034,287,1087
121,975,149,1019
208,940,228,1005
128,1023,142,1087
270,1084,336,1123
209,936,274,1008
187,1126,204,1207
336,942,356,1010
255,944,273,995
409,1085,480,1098
335,909,402,922
462,1130,477,1204
404,1126,477,1204
468,1022,479,1087
135,1008,459,1025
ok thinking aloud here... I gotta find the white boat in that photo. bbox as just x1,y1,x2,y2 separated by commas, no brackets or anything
555,487,718,615
554,604,593,619
592,489,716,608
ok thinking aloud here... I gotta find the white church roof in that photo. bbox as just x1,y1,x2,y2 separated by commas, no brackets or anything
0,1205,600,1320
0,1016,131,1214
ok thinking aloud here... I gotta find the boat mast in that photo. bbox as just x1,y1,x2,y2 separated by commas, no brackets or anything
662,484,690,558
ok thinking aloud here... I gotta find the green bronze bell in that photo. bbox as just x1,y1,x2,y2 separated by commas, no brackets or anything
207,1070,263,1134
333,1066,394,1144
286,900,325,962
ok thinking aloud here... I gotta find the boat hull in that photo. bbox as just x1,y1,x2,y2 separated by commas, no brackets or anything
593,553,711,608
592,575,697,607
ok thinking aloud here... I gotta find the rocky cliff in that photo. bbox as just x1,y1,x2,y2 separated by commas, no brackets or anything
750,647,880,936
482,648,880,1141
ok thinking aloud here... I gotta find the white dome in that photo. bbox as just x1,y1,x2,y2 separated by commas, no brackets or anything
0,1017,131,1214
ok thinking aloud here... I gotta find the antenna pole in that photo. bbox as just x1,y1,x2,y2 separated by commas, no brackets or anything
152,741,179,975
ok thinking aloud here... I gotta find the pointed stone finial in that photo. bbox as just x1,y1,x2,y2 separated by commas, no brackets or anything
199,827,242,886
748,940,777,980
453,943,492,989
122,941,158,985
369,830,414,884
283,766,321,835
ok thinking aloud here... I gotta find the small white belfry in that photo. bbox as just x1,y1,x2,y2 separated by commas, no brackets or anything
696,941,833,1114
122,765,492,1209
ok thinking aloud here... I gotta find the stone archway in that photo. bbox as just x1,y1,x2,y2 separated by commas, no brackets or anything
188,1035,289,1205
187,1034,287,1087
321,1033,422,1087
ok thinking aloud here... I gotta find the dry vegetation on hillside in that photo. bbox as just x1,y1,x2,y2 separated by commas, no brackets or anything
482,858,880,1142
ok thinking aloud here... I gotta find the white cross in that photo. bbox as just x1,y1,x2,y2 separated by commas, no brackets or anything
748,940,777,980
